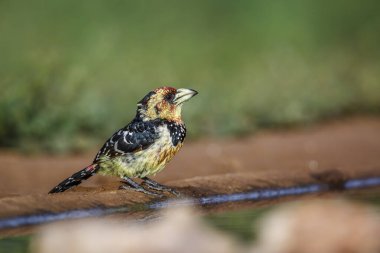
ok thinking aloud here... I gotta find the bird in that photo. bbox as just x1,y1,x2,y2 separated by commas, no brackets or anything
49,87,198,196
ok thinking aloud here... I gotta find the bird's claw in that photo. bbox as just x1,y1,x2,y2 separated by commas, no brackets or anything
119,185,164,197
141,182,181,197
167,188,181,197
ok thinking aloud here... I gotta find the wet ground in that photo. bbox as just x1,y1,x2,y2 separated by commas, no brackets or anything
0,116,379,235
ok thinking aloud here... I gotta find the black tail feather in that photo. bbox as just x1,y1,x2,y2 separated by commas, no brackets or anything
49,164,99,194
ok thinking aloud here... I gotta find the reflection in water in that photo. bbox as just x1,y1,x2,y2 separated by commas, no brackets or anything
0,176,379,230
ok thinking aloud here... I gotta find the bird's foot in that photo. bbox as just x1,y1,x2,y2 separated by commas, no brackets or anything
118,184,163,197
142,177,181,197
120,177,164,197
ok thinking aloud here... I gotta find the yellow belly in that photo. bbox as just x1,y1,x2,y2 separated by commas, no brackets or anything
98,141,183,178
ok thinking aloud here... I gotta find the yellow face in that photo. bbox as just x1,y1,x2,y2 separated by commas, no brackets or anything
137,87,198,122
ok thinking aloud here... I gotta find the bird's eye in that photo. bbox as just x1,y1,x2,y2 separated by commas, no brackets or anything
165,93,175,102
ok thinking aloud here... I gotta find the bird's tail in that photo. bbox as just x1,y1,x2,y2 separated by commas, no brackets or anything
48,164,99,194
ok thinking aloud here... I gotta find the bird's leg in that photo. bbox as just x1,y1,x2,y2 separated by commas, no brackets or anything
141,177,180,197
120,177,162,197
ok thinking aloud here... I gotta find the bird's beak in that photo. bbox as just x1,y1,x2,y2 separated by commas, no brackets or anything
174,88,198,105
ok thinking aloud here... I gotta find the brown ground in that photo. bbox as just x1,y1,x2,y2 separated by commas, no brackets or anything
0,116,379,228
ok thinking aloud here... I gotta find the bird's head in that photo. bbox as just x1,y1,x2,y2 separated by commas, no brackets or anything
136,87,198,122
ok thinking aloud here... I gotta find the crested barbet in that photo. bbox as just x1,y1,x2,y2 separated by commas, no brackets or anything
49,87,198,196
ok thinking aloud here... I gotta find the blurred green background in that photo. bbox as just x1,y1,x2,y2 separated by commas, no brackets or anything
1,0,379,153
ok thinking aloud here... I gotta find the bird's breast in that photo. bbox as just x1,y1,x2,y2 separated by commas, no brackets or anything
136,124,184,176
102,124,185,178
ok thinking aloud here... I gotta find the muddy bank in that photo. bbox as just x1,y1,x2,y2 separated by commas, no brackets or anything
0,116,379,234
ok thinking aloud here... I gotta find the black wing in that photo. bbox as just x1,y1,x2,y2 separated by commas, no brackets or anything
93,120,161,163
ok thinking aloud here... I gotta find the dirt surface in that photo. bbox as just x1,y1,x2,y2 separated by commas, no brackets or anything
0,117,379,225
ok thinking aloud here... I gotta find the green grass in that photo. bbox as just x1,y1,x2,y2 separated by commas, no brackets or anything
1,0,380,152
0,236,30,253
205,207,271,243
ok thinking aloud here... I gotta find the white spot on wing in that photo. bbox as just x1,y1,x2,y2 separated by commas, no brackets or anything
123,131,133,144
114,140,125,154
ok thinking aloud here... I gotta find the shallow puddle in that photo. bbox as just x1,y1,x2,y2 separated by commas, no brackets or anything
1,189,379,253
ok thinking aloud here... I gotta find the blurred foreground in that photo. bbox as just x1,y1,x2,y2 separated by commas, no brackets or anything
32,199,380,253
